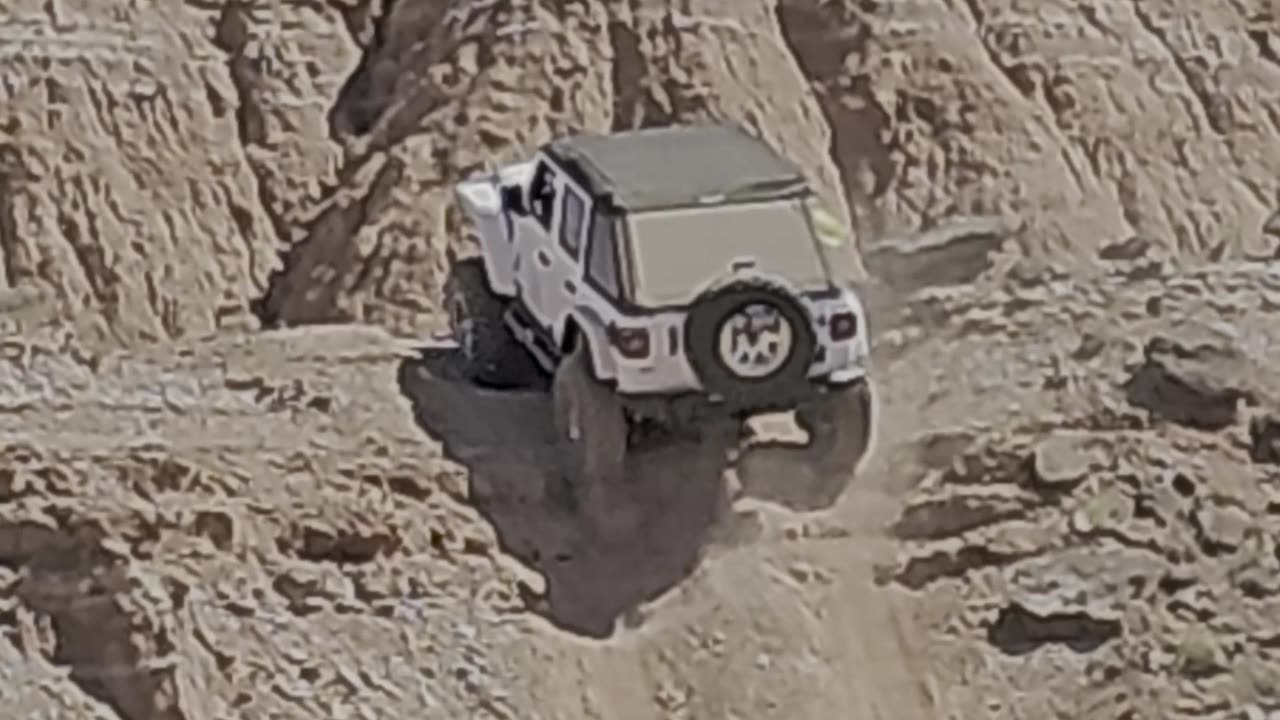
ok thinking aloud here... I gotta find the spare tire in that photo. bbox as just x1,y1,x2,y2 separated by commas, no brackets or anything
684,276,816,403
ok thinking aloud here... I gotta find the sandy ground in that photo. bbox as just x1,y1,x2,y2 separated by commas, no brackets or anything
2,1,1280,719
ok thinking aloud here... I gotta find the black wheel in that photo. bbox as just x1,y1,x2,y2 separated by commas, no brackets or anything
684,277,817,406
795,379,875,475
444,257,540,388
551,342,632,538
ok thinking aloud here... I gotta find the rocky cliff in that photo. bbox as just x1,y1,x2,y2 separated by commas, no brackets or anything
1,1,1278,718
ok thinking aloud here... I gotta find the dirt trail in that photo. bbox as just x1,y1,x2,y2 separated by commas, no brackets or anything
397,341,940,719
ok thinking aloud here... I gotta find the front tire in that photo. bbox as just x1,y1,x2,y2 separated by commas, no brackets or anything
444,257,539,388
552,342,631,537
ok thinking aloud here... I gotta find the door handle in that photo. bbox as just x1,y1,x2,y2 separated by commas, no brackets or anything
535,250,551,267
563,279,577,294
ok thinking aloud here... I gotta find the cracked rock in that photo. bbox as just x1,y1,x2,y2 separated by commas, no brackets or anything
1248,415,1280,465
1123,338,1252,430
1031,431,1109,491
987,603,1122,656
863,216,1011,295
1191,502,1252,555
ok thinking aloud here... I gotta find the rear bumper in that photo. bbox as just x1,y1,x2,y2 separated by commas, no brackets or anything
620,373,869,427
827,362,869,386
612,335,870,394
605,288,871,395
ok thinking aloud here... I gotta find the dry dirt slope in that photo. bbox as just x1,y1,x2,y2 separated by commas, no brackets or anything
2,0,1278,341
871,254,1280,719
1,1,1280,719
3,255,1280,720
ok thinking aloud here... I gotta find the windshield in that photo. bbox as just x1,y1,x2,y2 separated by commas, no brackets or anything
623,197,834,307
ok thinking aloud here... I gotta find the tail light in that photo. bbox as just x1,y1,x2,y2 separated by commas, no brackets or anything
608,324,651,359
830,311,858,341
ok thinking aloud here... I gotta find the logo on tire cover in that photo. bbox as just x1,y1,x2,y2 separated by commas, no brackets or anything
716,302,794,378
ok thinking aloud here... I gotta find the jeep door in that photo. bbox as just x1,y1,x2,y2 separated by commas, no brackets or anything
512,157,560,332
535,174,591,341
479,162,537,295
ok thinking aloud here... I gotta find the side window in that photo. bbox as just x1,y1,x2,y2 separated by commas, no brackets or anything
559,188,585,258
528,162,557,230
586,211,621,298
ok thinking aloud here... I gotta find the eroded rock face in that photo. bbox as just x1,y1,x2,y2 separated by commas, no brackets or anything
0,1,284,344
877,263,1280,719
1249,414,1280,465
0,326,537,719
0,523,185,720
253,0,859,334
7,0,1278,343
4,3,1280,720
796,0,1280,265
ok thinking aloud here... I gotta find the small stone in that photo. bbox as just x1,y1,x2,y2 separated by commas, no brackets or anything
1175,624,1225,678
1098,236,1153,261
193,509,236,550
788,564,813,583
1033,431,1108,490
1071,487,1130,534
1193,502,1251,552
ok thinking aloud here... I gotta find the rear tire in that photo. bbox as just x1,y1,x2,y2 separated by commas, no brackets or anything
444,257,540,388
795,379,875,479
551,342,632,538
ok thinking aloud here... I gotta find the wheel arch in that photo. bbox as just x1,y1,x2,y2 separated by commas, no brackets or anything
559,316,582,354
558,306,616,381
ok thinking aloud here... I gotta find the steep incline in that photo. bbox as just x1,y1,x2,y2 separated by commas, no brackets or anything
873,256,1280,718
0,326,535,720
252,0,856,333
2,2,1280,719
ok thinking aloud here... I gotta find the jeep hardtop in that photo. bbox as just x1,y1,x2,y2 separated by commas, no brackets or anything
446,123,874,530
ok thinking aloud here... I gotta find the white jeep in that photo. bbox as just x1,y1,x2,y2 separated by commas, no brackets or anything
446,123,874,518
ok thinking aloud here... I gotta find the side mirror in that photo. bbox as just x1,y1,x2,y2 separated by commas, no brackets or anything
500,184,527,216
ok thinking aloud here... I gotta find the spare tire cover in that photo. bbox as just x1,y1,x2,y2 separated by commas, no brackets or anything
684,276,816,400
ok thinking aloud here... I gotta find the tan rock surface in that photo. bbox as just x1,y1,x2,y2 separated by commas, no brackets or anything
782,0,1280,266
878,261,1280,718
3,1,1280,719
0,0,282,344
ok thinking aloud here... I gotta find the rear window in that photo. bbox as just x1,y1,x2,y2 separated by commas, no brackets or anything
624,198,831,307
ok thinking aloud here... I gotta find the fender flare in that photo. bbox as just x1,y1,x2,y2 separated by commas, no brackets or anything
559,305,617,380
